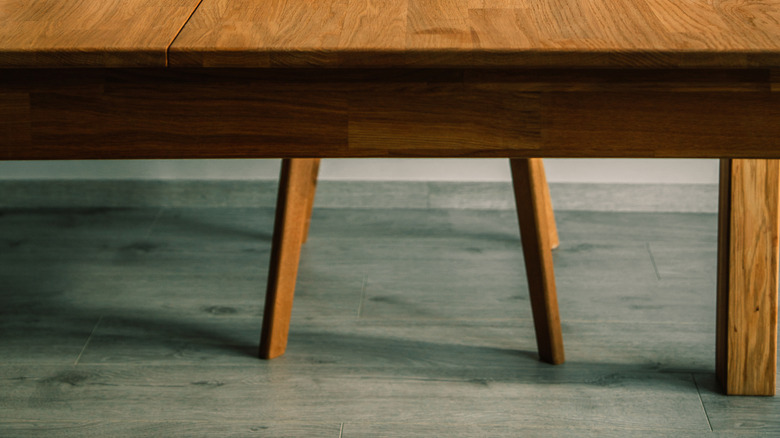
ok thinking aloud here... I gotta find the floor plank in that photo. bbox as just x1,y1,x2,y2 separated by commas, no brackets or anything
0,205,777,435
0,364,707,430
0,421,340,438
696,373,780,432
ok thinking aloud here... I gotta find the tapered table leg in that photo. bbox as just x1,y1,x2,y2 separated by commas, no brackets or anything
717,159,780,395
260,158,320,359
510,158,565,365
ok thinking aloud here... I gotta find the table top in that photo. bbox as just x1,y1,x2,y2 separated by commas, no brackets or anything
0,0,202,67
3,0,780,68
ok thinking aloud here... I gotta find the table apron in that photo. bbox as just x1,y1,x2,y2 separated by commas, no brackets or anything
1,68,779,160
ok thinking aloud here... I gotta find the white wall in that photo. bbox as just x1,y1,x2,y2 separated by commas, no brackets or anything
0,158,719,184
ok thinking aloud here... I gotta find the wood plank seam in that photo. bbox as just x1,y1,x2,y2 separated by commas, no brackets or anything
166,0,206,67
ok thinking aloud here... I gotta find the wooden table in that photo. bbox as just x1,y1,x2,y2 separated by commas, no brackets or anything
2,0,779,396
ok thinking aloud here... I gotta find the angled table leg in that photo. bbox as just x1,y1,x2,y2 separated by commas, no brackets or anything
717,158,780,395
511,158,565,365
259,158,320,359
262,157,562,363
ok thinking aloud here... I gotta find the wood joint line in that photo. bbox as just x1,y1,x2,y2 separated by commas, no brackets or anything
166,0,204,67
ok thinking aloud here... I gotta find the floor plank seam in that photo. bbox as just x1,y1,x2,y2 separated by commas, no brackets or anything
693,374,714,431
356,274,368,318
645,242,662,280
73,315,102,366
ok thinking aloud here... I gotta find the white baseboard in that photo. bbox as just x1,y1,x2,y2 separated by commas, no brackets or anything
0,180,718,213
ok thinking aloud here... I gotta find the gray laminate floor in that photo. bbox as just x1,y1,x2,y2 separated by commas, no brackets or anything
1,205,778,436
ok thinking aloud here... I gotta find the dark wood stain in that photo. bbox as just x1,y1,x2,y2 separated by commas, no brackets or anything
2,68,780,160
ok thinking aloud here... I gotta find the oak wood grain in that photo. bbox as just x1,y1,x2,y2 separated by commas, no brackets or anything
717,159,780,396
0,0,202,67
260,159,319,359
169,0,780,68
346,83,540,156
3,0,780,68
2,68,779,160
510,158,564,364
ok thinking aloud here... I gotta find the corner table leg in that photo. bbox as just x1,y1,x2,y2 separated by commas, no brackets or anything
260,158,319,359
510,158,565,364
717,158,780,395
